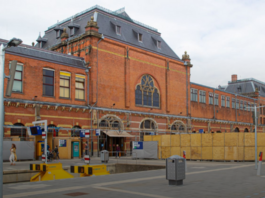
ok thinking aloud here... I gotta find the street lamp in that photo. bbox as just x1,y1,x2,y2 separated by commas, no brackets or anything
0,37,22,198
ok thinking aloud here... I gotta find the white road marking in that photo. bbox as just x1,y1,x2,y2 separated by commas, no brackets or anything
9,184,50,190
4,164,254,198
191,167,205,169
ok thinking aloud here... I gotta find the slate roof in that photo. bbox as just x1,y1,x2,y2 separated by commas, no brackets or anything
0,39,85,68
39,5,181,61
224,78,265,97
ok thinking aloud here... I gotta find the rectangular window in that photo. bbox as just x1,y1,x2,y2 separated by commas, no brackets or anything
60,71,71,98
157,41,161,49
199,90,206,103
116,25,121,35
248,103,251,111
191,89,198,102
236,99,239,109
221,95,225,107
214,94,219,106
138,33,143,42
226,97,230,108
232,98,235,108
75,75,85,100
244,102,247,111
43,69,54,96
240,101,243,110
209,92,213,105
9,62,23,93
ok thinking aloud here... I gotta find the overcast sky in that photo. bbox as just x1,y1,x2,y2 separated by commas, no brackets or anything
1,0,264,88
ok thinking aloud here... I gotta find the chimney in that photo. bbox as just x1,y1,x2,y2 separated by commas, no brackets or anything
231,74,237,82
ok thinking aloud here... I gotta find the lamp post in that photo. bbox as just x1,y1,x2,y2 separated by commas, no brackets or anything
0,38,22,198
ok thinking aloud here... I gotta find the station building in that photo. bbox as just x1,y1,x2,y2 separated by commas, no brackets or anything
1,5,264,158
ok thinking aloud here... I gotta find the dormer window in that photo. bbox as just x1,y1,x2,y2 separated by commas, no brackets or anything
116,25,121,35
36,34,48,48
54,24,64,39
138,33,143,42
68,19,80,37
157,41,161,49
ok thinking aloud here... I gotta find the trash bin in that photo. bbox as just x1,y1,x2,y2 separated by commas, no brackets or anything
100,150,109,163
166,155,186,186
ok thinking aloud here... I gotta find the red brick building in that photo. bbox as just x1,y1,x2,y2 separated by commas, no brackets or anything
1,5,263,158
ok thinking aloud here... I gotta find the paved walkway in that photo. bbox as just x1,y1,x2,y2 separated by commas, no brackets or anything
3,160,265,198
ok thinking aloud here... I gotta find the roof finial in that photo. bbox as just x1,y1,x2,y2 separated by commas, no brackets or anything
61,28,69,40
91,16,94,21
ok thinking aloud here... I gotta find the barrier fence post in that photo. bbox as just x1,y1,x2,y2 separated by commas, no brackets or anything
257,152,263,176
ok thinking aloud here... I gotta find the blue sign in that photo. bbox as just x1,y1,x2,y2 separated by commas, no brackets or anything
80,130,85,137
133,141,143,149
30,126,42,135
96,129,101,136
59,139,67,147
199,129,204,134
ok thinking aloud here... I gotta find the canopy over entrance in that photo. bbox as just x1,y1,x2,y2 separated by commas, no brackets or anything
102,131,135,138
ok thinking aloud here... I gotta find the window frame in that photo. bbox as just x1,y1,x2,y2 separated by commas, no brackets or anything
199,90,206,103
75,75,85,100
191,89,198,102
116,25,121,35
236,99,239,109
240,100,244,110
214,94,219,106
43,68,55,97
9,62,23,93
60,71,71,99
209,92,213,105
226,97,230,108
138,33,143,42
157,41,161,49
221,95,225,107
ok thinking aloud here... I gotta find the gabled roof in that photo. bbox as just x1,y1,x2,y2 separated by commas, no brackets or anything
0,39,85,68
39,5,181,61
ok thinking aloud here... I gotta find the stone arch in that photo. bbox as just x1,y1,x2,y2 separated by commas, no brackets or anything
98,114,124,130
244,128,249,132
139,117,158,130
234,127,240,132
170,120,187,133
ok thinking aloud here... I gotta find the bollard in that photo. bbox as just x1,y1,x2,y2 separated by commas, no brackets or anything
183,151,187,173
257,152,263,176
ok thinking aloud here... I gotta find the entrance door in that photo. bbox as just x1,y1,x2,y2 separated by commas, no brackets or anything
72,142,79,158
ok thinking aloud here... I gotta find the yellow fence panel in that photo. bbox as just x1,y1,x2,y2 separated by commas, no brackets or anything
213,133,224,147
238,133,244,147
161,135,170,147
257,134,265,146
191,134,201,147
213,147,224,160
245,134,255,146
171,135,180,147
161,147,171,159
152,135,162,147
171,147,181,156
144,135,152,141
202,134,212,147
244,147,255,160
225,147,238,160
237,147,244,161
180,134,191,147
201,147,212,160
191,147,201,159
225,133,238,147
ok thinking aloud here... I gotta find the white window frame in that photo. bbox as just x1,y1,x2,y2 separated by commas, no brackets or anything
226,97,230,108
157,40,161,49
191,89,198,102
116,25,121,35
138,33,143,42
199,90,206,103
9,62,23,93
209,92,213,105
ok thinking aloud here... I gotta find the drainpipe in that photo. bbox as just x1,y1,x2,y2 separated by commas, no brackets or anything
235,94,237,122
96,34,104,106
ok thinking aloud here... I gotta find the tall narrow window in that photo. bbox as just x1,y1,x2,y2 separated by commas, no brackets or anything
244,102,247,111
232,98,235,108
226,97,230,108
9,62,23,93
75,75,85,100
157,41,161,49
221,95,225,107
214,94,219,106
43,69,54,96
116,25,121,35
191,89,198,102
135,75,160,108
199,90,206,103
60,71,70,98
248,103,251,111
209,92,213,105
138,33,143,42
236,99,239,109
240,101,243,110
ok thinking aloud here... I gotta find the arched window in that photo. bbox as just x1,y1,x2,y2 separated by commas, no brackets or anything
140,119,156,130
99,116,122,130
135,75,160,108
10,123,26,138
171,121,186,133
71,125,81,137
234,127,240,132
244,128,249,132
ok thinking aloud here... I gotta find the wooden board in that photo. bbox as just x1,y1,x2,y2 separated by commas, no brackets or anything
225,147,238,160
161,147,171,159
257,134,265,146
161,135,170,146
144,135,152,142
202,134,212,147
180,134,191,147
244,133,255,146
237,147,244,161
171,147,181,156
244,147,255,160
181,147,190,159
171,135,180,147
238,133,244,147
191,147,202,159
225,133,238,147
152,135,162,147
201,147,212,160
191,134,202,147
213,133,224,147
213,147,224,160
158,146,161,159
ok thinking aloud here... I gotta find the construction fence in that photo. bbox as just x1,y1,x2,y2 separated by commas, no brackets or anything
144,133,265,161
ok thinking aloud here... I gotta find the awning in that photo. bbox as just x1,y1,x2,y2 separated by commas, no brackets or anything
102,130,135,138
